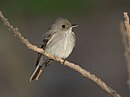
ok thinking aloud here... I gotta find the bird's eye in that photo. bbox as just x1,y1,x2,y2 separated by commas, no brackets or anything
62,25,65,28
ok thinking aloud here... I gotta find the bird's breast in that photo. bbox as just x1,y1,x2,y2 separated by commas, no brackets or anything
45,32,75,58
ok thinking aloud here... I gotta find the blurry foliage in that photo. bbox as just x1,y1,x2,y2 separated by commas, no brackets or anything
0,0,102,17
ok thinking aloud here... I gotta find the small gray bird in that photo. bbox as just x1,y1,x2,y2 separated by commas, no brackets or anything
30,18,78,82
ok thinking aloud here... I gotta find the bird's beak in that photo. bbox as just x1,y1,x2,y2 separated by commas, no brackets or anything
72,24,78,28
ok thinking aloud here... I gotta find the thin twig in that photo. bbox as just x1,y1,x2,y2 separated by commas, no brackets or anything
0,11,121,97
122,12,130,96
124,12,130,50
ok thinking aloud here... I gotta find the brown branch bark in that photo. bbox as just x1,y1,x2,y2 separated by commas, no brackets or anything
0,11,121,97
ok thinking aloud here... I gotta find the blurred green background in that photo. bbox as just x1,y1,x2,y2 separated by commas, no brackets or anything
0,0,113,17
0,0,130,97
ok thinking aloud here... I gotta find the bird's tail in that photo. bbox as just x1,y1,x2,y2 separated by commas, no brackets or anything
30,59,52,82
30,65,43,82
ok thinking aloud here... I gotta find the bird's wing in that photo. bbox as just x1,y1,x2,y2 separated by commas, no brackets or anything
35,31,56,66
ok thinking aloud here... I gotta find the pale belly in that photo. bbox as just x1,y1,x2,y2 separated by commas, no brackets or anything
45,32,75,59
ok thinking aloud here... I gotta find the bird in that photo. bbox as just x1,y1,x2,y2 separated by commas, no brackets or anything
30,17,78,82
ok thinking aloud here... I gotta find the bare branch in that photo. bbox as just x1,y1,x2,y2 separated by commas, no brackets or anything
124,12,130,33
124,12,130,49
121,12,130,96
0,11,121,97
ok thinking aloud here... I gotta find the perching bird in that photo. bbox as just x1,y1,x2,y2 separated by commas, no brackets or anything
30,18,78,82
